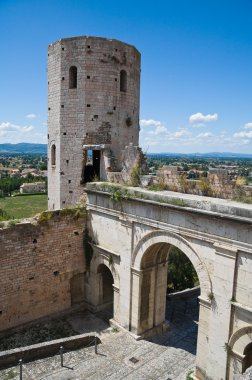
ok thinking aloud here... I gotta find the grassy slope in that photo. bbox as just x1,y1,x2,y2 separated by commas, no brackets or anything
0,194,48,219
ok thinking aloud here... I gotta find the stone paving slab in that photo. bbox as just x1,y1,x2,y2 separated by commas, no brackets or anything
0,328,195,380
0,297,198,380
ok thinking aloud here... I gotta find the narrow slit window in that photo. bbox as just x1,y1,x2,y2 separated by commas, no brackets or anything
120,70,127,92
51,144,56,166
69,66,77,89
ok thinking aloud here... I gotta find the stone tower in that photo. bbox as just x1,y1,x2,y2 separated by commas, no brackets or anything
47,36,141,210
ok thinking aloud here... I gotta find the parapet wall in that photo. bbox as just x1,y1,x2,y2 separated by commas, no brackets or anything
0,211,86,332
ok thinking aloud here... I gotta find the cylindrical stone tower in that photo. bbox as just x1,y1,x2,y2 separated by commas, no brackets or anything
47,36,141,210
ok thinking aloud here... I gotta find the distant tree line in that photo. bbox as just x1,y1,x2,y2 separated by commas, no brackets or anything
0,175,47,197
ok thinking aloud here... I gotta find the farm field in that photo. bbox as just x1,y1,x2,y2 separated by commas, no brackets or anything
0,194,47,220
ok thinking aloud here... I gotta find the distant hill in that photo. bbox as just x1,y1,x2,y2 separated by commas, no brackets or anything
147,152,252,159
0,144,252,159
0,143,47,154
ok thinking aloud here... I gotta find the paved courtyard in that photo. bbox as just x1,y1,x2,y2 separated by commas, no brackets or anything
0,295,198,380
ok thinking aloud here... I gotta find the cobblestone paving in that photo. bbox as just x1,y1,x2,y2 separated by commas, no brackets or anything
0,296,198,380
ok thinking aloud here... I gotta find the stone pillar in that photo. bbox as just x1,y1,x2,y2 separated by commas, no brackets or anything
206,243,237,380
154,262,168,326
116,218,133,330
113,284,120,323
229,353,243,379
195,298,211,380
85,270,102,312
130,267,142,334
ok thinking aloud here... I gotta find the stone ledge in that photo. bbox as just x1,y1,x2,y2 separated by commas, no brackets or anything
85,182,252,221
0,333,100,370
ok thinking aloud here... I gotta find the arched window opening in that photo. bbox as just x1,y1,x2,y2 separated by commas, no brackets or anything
243,342,252,373
120,70,127,92
69,66,77,89
51,144,56,166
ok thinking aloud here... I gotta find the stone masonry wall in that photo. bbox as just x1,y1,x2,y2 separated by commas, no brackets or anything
48,36,141,210
0,212,86,332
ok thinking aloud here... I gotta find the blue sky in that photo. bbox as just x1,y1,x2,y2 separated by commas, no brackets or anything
0,0,252,153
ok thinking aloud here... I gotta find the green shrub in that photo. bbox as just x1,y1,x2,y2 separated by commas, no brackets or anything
167,246,199,293
7,219,19,227
130,163,141,187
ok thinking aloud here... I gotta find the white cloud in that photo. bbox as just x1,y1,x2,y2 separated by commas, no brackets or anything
189,112,218,124
191,123,205,128
244,122,252,129
140,115,252,153
140,119,163,128
233,130,252,138
26,113,36,119
148,125,168,135
0,121,46,144
196,132,213,138
0,122,33,133
172,129,190,138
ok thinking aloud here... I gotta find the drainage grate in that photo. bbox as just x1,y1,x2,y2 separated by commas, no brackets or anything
129,357,139,364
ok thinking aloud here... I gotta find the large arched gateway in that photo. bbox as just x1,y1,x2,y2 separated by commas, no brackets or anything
130,230,211,338
86,184,252,380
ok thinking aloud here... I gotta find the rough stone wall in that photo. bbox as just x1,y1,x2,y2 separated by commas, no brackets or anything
0,212,86,332
48,36,141,210
122,144,149,175
156,165,182,190
208,168,233,197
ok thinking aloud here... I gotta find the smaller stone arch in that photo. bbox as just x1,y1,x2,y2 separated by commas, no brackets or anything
97,264,114,304
87,250,120,321
243,342,252,373
90,251,119,289
229,326,252,355
132,230,212,299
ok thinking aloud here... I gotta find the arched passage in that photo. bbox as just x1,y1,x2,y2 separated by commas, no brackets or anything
87,250,119,323
132,230,212,299
130,230,211,338
243,342,252,373
97,264,114,306
229,326,252,376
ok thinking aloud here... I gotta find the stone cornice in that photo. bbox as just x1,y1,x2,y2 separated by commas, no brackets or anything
87,204,252,254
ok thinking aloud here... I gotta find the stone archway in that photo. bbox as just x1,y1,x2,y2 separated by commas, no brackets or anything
97,263,114,308
132,230,212,300
86,249,120,323
243,342,252,373
130,229,212,380
228,326,252,376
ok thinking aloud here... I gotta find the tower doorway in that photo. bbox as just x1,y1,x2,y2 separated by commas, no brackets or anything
82,148,101,183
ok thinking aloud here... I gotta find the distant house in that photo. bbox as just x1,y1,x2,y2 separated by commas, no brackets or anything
20,182,46,194
10,168,20,178
21,168,39,178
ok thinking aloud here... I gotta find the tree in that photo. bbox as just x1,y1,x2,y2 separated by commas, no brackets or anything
167,246,199,293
